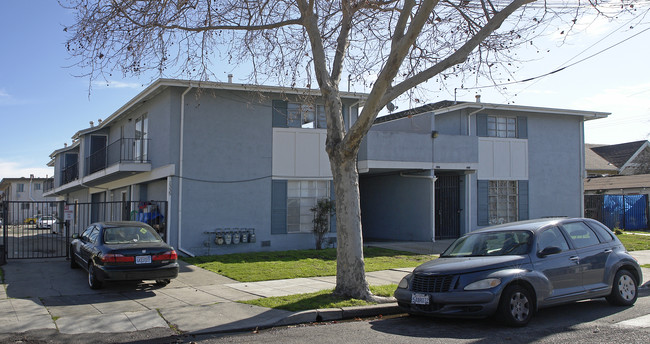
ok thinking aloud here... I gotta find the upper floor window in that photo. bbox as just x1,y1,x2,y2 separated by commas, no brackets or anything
34,183,41,190
287,103,326,129
273,100,330,129
487,116,516,138
477,114,527,139
17,183,25,192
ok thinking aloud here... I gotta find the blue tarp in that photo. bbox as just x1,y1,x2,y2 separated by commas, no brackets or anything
602,195,648,230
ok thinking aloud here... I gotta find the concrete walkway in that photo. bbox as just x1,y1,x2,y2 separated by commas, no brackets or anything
0,243,648,336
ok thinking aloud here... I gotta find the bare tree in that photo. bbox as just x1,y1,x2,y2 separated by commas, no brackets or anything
62,0,641,301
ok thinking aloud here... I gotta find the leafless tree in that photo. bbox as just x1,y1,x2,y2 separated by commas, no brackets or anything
62,0,642,301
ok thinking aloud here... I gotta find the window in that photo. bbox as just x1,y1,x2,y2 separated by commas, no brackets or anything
287,103,327,129
287,180,329,233
586,220,615,242
562,222,600,248
21,203,30,210
34,183,41,190
17,183,25,192
488,180,518,225
537,226,569,251
487,116,516,138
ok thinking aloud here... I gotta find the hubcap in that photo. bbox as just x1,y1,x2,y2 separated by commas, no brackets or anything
618,275,636,300
510,292,530,321
88,266,94,286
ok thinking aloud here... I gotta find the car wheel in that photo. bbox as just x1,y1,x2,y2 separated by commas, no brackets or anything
497,284,534,327
606,269,638,306
88,263,103,290
155,279,171,286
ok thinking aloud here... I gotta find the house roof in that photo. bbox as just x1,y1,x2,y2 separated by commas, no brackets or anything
585,144,618,174
584,174,650,191
589,140,648,169
374,100,610,124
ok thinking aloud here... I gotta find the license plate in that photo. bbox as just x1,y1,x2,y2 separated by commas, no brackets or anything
135,255,151,264
411,293,430,305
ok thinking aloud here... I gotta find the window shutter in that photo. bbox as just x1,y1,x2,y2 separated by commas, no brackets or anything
517,116,528,139
271,180,288,234
476,114,488,137
272,100,288,128
518,180,529,221
477,180,489,226
329,180,336,233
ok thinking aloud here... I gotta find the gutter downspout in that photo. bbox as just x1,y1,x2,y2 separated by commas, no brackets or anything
177,86,195,257
400,172,437,242
467,106,485,136
29,175,36,201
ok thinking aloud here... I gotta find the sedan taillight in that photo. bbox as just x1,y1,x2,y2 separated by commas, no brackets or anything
102,253,135,263
153,250,178,261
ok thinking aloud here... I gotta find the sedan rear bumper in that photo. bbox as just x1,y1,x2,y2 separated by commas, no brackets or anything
96,263,179,282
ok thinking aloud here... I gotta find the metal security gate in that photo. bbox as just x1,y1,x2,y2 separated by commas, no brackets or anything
1,200,167,261
585,194,649,230
435,175,461,239
1,201,68,260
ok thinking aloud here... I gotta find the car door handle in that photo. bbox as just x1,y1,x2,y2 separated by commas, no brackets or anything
569,256,580,263
604,249,613,254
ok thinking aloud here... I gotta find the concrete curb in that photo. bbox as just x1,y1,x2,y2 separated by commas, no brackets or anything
272,303,401,328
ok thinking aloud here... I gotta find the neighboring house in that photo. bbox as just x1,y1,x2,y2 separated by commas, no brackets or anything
583,141,650,230
586,140,650,177
44,78,608,255
357,98,608,241
0,176,56,224
44,79,365,256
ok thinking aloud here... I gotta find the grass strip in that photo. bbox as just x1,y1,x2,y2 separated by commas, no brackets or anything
240,284,398,312
182,247,434,282
617,233,650,251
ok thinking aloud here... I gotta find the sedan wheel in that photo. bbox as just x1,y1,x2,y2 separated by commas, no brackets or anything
88,264,103,290
606,269,638,306
497,285,534,327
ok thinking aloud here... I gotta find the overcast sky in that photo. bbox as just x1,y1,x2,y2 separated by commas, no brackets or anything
1,1,649,179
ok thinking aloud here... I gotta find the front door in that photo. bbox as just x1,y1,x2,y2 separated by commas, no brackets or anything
435,175,460,239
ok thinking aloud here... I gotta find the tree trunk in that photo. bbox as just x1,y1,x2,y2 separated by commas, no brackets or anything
330,153,373,300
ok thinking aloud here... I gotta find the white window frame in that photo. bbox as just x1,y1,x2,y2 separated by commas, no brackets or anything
487,116,517,138
287,180,330,233
488,180,518,225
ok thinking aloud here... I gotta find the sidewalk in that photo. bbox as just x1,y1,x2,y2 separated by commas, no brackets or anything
0,246,649,336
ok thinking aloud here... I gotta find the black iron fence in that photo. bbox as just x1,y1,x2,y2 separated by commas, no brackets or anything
1,200,166,261
585,194,649,230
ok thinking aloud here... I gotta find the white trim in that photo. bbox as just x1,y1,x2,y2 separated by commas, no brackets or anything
358,160,433,173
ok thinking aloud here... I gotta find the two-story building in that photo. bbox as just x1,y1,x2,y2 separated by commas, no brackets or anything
44,79,609,255
45,79,364,256
358,98,609,241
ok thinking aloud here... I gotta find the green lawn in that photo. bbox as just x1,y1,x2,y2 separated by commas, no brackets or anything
241,284,398,311
182,247,435,282
617,233,650,251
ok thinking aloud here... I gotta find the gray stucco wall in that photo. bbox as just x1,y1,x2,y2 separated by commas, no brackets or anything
360,174,433,241
527,113,584,218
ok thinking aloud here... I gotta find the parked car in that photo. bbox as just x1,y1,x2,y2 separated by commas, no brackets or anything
37,215,58,229
24,216,38,224
394,218,642,326
70,221,179,289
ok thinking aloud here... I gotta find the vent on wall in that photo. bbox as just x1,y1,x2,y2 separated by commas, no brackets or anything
261,240,271,247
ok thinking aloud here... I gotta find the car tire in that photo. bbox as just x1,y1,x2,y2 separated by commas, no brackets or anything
606,269,638,306
155,279,171,286
497,284,534,327
88,263,103,290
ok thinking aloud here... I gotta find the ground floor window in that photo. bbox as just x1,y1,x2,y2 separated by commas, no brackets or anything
287,180,329,233
488,180,518,225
